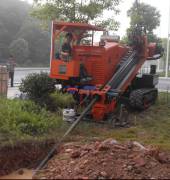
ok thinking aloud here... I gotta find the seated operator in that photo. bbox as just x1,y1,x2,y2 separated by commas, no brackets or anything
61,32,73,61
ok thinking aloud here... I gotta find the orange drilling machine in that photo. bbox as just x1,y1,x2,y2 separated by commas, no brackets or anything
49,21,163,124
35,20,164,174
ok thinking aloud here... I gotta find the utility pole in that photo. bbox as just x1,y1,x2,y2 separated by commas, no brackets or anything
165,0,170,78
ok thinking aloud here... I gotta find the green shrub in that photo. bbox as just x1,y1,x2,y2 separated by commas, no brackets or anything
19,72,59,111
19,72,76,111
0,98,62,141
19,72,56,105
50,91,75,109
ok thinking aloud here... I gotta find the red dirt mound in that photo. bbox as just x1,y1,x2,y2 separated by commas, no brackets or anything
35,139,170,179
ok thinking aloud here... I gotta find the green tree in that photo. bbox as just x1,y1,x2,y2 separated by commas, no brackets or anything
0,0,30,58
32,0,120,30
127,2,161,34
9,38,29,64
16,17,51,66
123,2,161,45
0,0,52,66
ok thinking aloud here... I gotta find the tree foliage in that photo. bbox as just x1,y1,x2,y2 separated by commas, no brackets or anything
0,0,30,58
0,0,51,67
16,17,51,66
9,38,29,63
32,0,120,30
123,2,161,45
127,2,161,34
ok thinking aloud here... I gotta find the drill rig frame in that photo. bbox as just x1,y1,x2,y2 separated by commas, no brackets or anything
50,21,162,124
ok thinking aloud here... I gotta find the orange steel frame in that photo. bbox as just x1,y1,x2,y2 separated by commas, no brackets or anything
50,21,128,85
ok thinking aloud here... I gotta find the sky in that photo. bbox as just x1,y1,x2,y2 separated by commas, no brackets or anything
26,0,169,38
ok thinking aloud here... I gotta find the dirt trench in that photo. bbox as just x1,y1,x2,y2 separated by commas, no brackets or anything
0,140,55,177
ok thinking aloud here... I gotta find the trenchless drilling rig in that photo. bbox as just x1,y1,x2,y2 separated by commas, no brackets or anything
49,21,163,125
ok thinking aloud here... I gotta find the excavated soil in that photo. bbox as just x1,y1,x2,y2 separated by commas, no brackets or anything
0,140,55,176
34,139,170,179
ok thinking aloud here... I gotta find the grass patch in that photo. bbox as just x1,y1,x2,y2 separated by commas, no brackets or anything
50,91,75,110
0,98,62,147
0,92,170,151
69,93,170,150
111,105,170,150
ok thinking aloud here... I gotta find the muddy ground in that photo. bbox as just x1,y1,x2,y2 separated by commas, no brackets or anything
34,139,170,179
0,140,55,176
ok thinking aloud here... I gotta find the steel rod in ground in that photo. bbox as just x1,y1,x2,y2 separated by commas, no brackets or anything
33,97,97,177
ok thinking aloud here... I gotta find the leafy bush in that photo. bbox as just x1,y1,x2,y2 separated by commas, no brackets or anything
19,72,56,108
50,91,75,109
0,98,62,141
19,72,76,111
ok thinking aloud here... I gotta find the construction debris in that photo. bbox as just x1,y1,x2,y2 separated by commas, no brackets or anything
34,139,170,179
